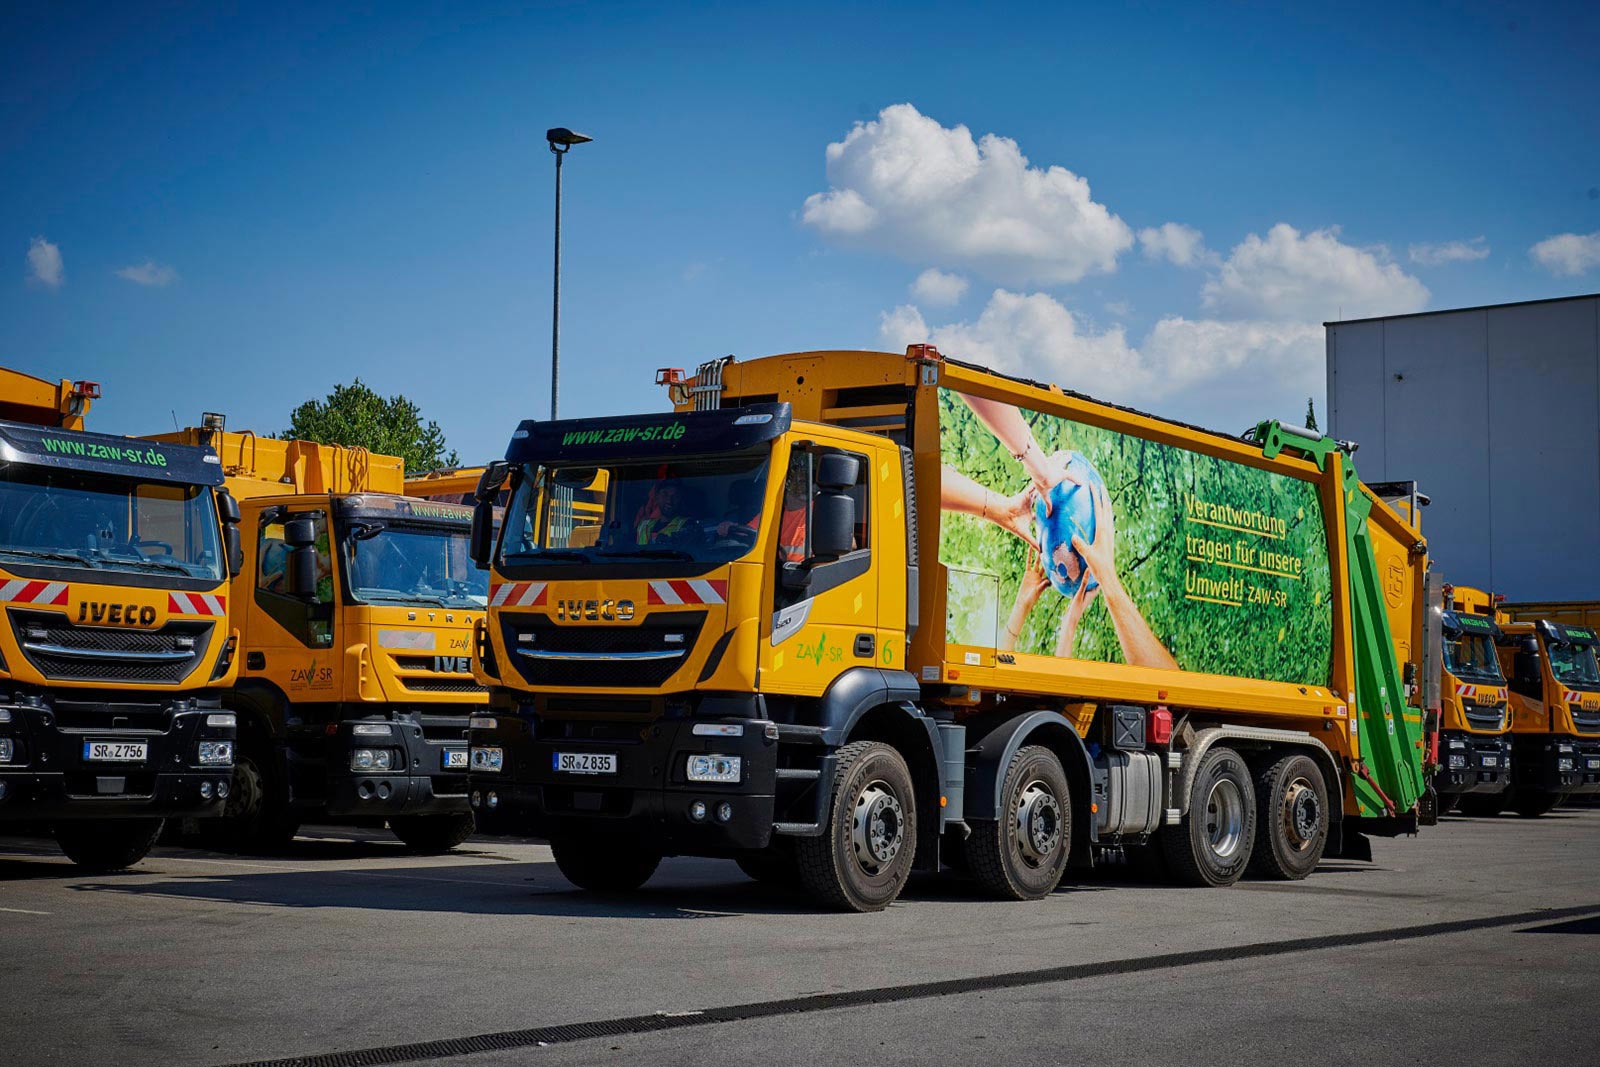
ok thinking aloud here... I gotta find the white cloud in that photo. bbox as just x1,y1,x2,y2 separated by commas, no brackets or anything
910,268,968,306
1407,237,1489,266
26,237,63,289
881,289,1322,432
1529,231,1600,276
1138,222,1215,267
1203,223,1429,322
803,104,1133,286
115,260,179,287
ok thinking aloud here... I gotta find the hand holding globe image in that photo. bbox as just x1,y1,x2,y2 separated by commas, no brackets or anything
1034,451,1105,597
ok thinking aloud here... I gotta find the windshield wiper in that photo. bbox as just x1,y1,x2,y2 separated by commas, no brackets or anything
505,550,592,563
0,548,98,567
106,556,198,575
360,591,450,607
596,547,696,560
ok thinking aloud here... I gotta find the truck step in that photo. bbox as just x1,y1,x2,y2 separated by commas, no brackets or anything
774,768,820,781
775,724,828,744
772,820,824,836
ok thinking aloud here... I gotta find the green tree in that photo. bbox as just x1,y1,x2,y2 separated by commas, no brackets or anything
1304,397,1319,433
284,379,459,473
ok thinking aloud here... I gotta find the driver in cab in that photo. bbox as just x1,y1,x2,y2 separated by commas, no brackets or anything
634,480,700,545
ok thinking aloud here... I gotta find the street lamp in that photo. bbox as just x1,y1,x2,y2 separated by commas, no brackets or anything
546,126,592,420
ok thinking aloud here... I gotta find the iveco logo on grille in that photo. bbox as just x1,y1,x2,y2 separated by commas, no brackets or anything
556,599,635,622
77,601,158,626
431,656,472,673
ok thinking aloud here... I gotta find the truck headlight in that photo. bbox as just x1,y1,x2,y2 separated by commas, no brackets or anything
1447,754,1467,770
687,754,742,784
198,741,233,765
352,723,392,737
0,738,12,763
470,746,504,772
0,709,13,723
1558,757,1575,772
351,748,394,772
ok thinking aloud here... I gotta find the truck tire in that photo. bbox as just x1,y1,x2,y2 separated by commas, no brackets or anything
736,840,798,886
390,812,476,854
550,835,661,892
1456,794,1507,817
1163,745,1256,887
965,745,1071,901
1510,789,1561,818
203,754,299,852
55,818,164,871
1247,753,1328,881
794,741,917,912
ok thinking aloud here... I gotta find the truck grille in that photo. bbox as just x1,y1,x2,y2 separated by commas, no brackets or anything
501,611,706,689
1574,709,1600,733
390,655,483,694
9,608,212,685
1463,702,1506,729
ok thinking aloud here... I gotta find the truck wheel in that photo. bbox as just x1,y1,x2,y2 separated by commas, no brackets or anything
1456,794,1507,817
1247,753,1327,881
736,840,797,886
794,741,917,912
202,754,299,852
1510,789,1561,818
390,812,476,854
55,819,164,871
1163,745,1256,887
966,745,1072,900
550,835,661,892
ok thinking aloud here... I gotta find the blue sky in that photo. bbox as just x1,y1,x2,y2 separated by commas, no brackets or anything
5,1,1599,462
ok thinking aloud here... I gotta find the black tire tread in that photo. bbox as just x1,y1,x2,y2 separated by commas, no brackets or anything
794,741,916,912
55,819,164,871
964,745,1071,901
551,835,661,892
1162,745,1255,887
390,812,476,854
1246,753,1327,881
1456,793,1508,817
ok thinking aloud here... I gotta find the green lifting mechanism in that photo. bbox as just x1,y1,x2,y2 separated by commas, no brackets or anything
1252,420,1427,826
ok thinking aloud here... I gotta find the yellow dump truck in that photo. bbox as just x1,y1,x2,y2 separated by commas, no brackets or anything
143,422,488,852
1,369,239,869
1493,604,1600,815
463,347,1432,911
1433,585,1513,814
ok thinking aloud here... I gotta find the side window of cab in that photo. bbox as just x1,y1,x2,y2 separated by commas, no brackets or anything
256,512,335,648
775,446,870,608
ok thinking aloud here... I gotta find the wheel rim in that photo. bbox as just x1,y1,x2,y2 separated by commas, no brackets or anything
1281,776,1321,852
1012,779,1062,868
851,778,905,875
1204,777,1245,859
224,759,261,822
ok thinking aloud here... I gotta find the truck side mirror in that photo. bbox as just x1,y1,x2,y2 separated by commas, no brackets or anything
284,517,319,599
475,461,510,503
810,492,855,562
815,452,860,491
215,489,244,577
470,499,495,568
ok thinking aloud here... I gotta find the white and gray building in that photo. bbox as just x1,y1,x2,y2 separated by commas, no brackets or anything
1326,293,1600,600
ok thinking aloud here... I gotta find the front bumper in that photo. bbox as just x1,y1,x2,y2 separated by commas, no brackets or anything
1512,734,1600,796
0,692,236,821
321,714,471,818
1434,731,1512,797
468,708,780,853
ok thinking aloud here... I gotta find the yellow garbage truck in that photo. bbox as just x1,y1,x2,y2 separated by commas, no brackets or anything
1434,586,1513,815
1494,605,1600,815
465,347,1433,911
1,369,240,869
144,422,488,852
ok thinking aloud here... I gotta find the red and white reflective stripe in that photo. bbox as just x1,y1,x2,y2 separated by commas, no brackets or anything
1459,684,1477,699
168,592,227,615
0,580,69,605
1565,690,1582,704
489,581,547,608
647,579,728,605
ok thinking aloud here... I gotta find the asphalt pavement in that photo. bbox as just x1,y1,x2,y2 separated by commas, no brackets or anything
1,808,1597,1067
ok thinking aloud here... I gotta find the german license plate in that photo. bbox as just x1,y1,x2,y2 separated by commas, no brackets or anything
553,752,617,775
1482,755,1498,768
84,740,148,762
1587,758,1600,770
442,749,468,770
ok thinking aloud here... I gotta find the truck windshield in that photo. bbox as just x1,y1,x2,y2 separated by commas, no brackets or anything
1444,634,1504,683
0,463,223,582
342,522,488,608
499,453,770,567
1547,641,1600,689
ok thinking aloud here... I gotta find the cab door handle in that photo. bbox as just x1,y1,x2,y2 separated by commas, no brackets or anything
854,634,875,658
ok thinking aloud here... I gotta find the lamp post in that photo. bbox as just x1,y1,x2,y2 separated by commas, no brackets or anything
546,127,592,420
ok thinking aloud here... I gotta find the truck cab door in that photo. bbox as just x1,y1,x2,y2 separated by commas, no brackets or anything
761,440,878,695
248,508,338,699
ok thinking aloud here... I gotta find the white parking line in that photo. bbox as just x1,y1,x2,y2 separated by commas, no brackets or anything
0,906,52,915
